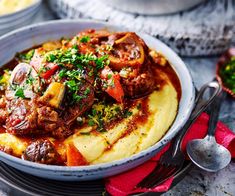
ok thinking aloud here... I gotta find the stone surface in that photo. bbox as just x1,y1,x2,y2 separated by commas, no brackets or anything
48,0,235,57
0,1,235,195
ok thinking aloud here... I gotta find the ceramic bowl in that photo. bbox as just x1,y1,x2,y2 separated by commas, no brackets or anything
0,20,195,181
0,0,41,35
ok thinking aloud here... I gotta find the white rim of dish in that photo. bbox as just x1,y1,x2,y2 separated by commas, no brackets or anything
0,19,195,172
0,7,40,29
0,0,41,19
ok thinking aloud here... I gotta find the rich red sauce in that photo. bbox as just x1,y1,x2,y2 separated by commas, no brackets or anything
154,62,182,102
0,126,5,134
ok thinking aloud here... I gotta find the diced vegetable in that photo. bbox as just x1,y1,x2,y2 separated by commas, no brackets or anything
66,143,88,166
30,49,44,72
0,69,11,90
7,63,39,99
101,66,124,102
42,41,62,51
40,63,59,79
41,82,66,108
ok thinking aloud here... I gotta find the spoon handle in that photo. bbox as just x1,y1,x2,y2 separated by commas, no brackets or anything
207,91,224,137
172,81,222,155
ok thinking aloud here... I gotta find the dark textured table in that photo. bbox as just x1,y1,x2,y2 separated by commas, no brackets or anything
0,1,234,195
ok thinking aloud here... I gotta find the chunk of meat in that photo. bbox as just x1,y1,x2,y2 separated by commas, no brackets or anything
37,106,59,131
6,98,38,135
23,140,59,164
107,32,146,71
121,62,156,98
0,109,7,124
0,97,7,123
62,83,95,125
52,126,74,139
37,106,74,139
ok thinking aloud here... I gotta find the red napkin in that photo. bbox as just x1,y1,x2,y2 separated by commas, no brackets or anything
105,113,235,195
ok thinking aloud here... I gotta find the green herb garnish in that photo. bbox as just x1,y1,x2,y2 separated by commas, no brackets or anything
220,57,235,93
17,49,35,63
80,36,91,43
15,87,25,98
124,110,133,118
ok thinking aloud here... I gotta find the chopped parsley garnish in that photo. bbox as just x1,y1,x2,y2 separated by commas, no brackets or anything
84,88,91,95
65,79,83,104
26,75,35,85
124,110,133,117
26,68,35,85
107,74,112,79
87,102,133,131
44,46,109,76
220,57,235,93
17,49,35,63
43,45,109,104
80,36,91,43
137,103,142,110
45,53,57,62
15,87,25,98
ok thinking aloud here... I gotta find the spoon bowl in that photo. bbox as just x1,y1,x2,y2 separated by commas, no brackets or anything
187,136,231,172
187,89,231,172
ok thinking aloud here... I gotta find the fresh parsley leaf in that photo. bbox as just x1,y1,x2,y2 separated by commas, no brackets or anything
80,36,90,43
26,75,35,85
88,119,95,126
84,88,91,95
15,88,25,98
124,110,132,118
17,49,35,63
46,53,57,62
107,74,112,79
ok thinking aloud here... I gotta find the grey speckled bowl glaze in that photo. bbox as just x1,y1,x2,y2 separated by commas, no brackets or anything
0,20,195,181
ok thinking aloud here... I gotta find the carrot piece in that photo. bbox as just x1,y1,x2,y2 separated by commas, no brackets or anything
101,66,124,103
41,63,59,79
66,144,88,166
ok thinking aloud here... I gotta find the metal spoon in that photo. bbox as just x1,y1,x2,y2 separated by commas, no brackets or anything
186,91,231,172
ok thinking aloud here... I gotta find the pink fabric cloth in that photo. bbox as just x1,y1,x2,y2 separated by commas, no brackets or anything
105,113,235,195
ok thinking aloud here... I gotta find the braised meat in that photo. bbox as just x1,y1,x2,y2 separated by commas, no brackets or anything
37,106,59,131
0,97,7,124
5,98,38,135
62,82,95,125
23,140,59,164
121,62,156,98
0,30,159,143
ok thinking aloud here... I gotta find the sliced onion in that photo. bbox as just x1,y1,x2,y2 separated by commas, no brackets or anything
6,63,40,99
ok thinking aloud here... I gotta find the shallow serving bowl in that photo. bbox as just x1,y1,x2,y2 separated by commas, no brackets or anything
0,20,195,181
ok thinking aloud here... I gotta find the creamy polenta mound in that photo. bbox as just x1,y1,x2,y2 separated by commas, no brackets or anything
0,0,35,15
0,30,180,166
